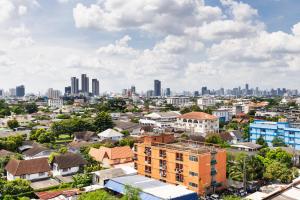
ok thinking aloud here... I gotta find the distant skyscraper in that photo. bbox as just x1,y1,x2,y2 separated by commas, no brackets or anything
131,86,136,95
154,80,161,96
166,88,171,96
201,86,208,95
0,89,2,96
71,77,79,95
81,74,89,93
16,85,25,97
47,88,61,99
65,86,71,95
92,79,100,96
194,91,199,97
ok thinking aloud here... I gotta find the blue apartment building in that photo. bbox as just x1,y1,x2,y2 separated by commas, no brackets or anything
250,120,300,150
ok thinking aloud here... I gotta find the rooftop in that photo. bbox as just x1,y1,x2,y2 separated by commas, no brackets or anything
105,175,198,200
143,139,221,155
178,112,218,120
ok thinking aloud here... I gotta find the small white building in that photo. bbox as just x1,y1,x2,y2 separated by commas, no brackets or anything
52,153,87,176
5,158,50,181
98,129,123,141
139,111,180,128
48,98,64,109
212,109,232,123
197,97,216,109
166,97,190,107
173,112,219,136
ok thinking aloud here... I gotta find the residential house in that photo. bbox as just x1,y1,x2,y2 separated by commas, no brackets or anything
23,146,53,160
52,153,87,176
0,149,14,158
139,111,180,128
5,158,50,181
35,189,79,200
98,129,123,141
173,112,219,136
213,109,232,123
113,120,142,135
73,131,98,142
89,146,133,168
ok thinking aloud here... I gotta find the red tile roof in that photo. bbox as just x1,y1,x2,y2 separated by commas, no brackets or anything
178,112,217,120
89,146,133,162
36,189,79,200
5,158,50,176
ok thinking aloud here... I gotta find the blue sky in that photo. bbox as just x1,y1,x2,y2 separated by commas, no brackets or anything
0,0,300,94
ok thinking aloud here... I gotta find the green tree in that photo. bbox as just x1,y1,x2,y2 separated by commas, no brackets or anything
122,185,141,200
7,119,19,129
256,135,268,147
72,173,92,188
205,134,223,145
37,131,55,143
79,189,118,200
272,136,287,147
263,161,295,183
25,103,38,114
119,138,135,148
222,195,242,200
94,112,114,132
11,105,25,115
0,179,33,197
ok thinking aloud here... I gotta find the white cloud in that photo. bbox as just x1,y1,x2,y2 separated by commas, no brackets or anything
73,0,223,34
96,35,139,56
0,0,15,23
10,37,35,48
18,5,27,16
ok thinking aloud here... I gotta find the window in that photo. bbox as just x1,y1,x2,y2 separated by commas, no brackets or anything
20,175,26,179
145,166,151,173
63,168,69,172
189,155,198,162
176,153,183,161
189,171,198,176
189,182,198,188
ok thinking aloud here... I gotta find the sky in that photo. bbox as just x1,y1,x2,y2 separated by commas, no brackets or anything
0,0,300,94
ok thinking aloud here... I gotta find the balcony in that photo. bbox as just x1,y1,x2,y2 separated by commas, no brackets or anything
160,170,167,178
160,165,167,170
145,170,151,174
211,159,217,165
176,157,183,162
211,169,217,176
160,153,167,158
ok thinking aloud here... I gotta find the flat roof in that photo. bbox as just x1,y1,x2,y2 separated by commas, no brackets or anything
105,175,198,200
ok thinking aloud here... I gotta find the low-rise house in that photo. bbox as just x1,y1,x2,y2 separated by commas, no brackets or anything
229,130,244,144
36,189,79,200
52,153,87,176
23,146,53,160
92,167,137,186
113,120,142,135
139,111,180,128
5,158,51,181
173,112,219,136
89,146,133,168
213,109,232,123
73,131,98,142
98,129,123,141
231,142,262,152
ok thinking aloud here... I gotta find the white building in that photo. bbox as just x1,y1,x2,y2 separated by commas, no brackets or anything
173,112,219,136
212,109,232,123
98,129,123,141
52,153,87,176
5,158,50,181
139,111,180,128
48,98,64,109
197,97,216,109
166,97,190,107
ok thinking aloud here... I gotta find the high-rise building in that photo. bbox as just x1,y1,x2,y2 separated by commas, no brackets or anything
92,79,100,96
81,74,89,94
0,89,3,96
65,86,71,95
166,88,171,97
47,88,61,99
154,80,161,97
131,85,136,95
16,85,25,97
201,86,208,95
194,91,199,97
71,77,79,95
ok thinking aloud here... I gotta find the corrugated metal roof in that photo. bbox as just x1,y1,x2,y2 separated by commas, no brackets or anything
105,175,198,200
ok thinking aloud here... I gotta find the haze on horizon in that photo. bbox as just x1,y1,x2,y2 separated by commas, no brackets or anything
0,0,300,93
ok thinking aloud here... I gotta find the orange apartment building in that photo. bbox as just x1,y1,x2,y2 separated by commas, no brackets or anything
133,133,227,195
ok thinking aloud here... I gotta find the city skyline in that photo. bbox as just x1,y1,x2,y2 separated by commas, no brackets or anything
1,0,300,93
